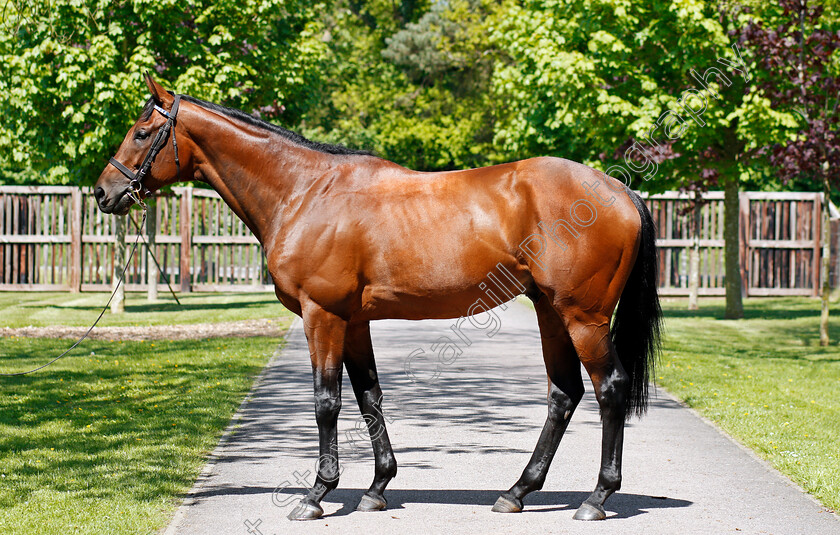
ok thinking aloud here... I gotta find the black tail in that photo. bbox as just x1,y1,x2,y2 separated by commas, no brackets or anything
611,191,663,418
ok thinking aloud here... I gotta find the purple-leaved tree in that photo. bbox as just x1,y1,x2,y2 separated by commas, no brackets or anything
740,0,840,345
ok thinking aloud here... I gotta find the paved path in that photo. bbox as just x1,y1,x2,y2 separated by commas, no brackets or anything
165,301,839,535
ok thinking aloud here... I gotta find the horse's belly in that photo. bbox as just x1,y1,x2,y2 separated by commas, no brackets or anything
357,261,529,321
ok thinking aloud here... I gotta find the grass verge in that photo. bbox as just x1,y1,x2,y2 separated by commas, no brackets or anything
0,336,283,534
658,297,840,512
0,292,287,328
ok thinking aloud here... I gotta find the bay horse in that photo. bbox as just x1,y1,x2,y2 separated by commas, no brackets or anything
95,74,661,522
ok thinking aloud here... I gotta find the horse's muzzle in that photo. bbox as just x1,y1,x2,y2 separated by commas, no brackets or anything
95,186,134,215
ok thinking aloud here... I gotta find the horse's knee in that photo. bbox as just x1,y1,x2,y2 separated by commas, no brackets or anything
547,382,582,423
314,393,342,422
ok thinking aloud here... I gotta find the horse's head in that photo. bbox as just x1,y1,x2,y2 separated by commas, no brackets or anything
95,73,189,214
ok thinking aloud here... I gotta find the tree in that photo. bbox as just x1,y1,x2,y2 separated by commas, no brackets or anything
0,0,329,185
740,0,840,345
486,0,768,315
301,0,496,170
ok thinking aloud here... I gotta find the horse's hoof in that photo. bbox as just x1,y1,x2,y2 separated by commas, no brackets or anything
287,500,324,521
356,492,387,511
491,494,523,513
573,502,606,521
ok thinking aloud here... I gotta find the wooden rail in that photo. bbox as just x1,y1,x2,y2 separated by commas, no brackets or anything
641,191,826,297
0,186,273,292
0,186,831,296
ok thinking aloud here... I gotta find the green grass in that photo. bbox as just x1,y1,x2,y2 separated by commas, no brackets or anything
0,336,284,535
0,291,295,534
0,292,287,328
658,297,840,512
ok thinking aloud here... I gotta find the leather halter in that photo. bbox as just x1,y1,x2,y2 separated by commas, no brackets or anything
108,94,182,203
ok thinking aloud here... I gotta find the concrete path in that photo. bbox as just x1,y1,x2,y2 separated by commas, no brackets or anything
165,301,839,535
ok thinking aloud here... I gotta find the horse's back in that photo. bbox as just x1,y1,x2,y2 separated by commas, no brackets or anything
357,157,641,319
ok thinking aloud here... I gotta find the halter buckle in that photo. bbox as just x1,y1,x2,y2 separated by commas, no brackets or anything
127,179,147,211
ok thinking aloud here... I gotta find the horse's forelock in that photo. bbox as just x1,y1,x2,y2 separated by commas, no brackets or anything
139,97,155,122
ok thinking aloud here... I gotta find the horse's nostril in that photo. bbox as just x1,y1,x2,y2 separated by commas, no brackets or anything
94,186,105,201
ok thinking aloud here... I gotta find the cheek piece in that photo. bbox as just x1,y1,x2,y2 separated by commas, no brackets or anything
108,95,182,207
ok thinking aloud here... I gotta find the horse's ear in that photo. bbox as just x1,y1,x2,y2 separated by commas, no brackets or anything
143,71,174,109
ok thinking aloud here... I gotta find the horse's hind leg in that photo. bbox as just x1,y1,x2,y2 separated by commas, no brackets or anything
565,316,630,521
343,321,398,511
492,294,584,513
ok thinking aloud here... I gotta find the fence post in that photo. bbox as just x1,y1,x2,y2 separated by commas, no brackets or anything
147,199,158,301
738,193,750,298
111,215,126,313
69,188,82,292
813,193,822,298
179,187,192,293
687,194,701,310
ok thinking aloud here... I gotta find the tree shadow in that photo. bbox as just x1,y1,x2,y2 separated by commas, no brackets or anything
0,337,277,507
662,301,826,321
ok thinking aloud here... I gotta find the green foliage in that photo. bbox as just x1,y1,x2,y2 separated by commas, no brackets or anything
1,0,832,194
302,0,495,170
304,0,795,189
487,0,755,189
738,0,840,202
0,0,329,185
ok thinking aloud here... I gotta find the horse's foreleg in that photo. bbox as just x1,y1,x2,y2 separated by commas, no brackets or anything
344,321,398,511
568,320,629,521
493,296,584,513
288,306,347,521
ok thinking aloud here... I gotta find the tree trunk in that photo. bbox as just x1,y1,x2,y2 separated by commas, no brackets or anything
111,215,126,314
724,176,743,319
688,195,701,310
821,175,830,346
147,200,158,302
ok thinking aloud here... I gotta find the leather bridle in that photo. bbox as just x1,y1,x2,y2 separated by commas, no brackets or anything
108,94,182,207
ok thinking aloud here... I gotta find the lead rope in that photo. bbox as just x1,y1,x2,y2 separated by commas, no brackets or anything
127,213,181,305
1,201,149,377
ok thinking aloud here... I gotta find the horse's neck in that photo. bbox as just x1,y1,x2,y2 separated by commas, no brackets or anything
185,108,333,243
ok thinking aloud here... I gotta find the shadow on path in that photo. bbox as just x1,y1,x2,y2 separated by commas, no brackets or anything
191,485,691,520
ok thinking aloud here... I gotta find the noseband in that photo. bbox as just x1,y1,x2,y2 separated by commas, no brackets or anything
108,94,182,205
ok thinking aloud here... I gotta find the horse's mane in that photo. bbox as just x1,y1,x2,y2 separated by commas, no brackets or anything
140,95,373,157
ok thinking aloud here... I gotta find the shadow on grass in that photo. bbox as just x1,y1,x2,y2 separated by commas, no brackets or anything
44,301,271,314
662,301,826,321
661,298,840,362
0,338,279,508
773,323,840,359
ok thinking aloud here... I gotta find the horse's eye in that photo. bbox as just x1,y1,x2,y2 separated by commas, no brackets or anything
135,130,150,140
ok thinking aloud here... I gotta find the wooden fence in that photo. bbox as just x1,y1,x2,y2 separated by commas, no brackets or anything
0,186,271,292
644,191,826,296
0,186,832,296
